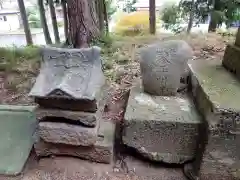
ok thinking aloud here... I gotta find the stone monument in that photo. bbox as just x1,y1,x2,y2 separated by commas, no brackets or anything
183,27,240,180
29,46,115,164
122,40,202,164
140,40,193,96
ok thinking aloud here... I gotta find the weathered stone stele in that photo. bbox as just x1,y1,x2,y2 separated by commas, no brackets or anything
140,40,193,96
0,105,37,175
123,83,202,164
29,46,105,112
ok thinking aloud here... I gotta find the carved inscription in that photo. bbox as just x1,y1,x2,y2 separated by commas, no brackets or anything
140,40,193,96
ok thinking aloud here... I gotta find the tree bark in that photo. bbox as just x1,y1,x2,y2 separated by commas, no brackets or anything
49,0,60,43
98,0,104,33
17,0,33,45
61,0,68,40
208,0,218,32
187,0,195,34
38,0,52,44
103,0,109,34
149,0,156,34
66,0,100,48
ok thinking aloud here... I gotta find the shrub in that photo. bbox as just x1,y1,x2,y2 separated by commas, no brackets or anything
114,11,149,36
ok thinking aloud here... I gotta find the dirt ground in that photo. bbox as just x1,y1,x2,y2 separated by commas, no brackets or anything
0,155,187,180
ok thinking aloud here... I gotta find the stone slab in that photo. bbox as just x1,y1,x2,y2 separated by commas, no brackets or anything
222,44,240,80
34,118,115,164
29,46,105,111
122,84,202,164
140,40,193,96
36,107,97,127
38,121,99,146
0,105,37,175
188,59,240,180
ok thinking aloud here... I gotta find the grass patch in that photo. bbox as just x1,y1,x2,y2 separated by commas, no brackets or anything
0,45,40,73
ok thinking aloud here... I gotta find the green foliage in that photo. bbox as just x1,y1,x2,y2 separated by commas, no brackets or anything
106,0,117,19
123,0,137,12
180,0,240,26
161,5,185,33
0,46,40,72
27,7,41,28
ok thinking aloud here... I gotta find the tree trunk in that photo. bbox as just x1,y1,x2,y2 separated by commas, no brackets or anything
98,0,104,33
149,0,156,34
38,0,52,44
66,0,100,48
208,0,218,32
49,0,60,43
187,0,195,34
61,0,68,40
103,0,109,34
17,0,33,45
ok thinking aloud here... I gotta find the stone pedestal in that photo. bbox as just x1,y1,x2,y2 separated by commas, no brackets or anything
29,46,115,164
123,83,202,164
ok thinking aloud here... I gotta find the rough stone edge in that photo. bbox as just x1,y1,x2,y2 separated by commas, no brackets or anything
37,121,99,146
35,107,97,127
188,63,239,180
222,44,240,81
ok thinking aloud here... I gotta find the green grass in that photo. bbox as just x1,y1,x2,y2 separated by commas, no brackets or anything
0,45,40,73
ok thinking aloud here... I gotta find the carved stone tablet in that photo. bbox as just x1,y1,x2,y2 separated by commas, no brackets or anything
140,40,193,96
29,46,105,111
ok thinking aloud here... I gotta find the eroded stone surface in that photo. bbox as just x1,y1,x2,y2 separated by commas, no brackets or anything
122,84,202,164
36,107,97,127
140,40,193,96
222,44,240,80
35,118,115,164
29,46,105,111
38,122,98,146
188,59,240,180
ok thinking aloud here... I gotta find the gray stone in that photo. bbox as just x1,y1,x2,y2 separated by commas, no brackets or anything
29,46,105,111
36,107,97,127
140,40,193,96
235,27,240,47
38,122,98,146
188,59,240,179
34,118,115,164
222,44,240,80
0,105,37,175
122,83,202,164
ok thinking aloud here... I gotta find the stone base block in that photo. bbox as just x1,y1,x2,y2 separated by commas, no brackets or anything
36,107,97,127
188,59,240,180
38,122,99,146
222,44,240,80
35,117,115,164
122,84,202,164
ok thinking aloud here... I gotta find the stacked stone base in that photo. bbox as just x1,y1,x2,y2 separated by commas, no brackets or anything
34,107,115,164
34,119,115,164
122,83,202,164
